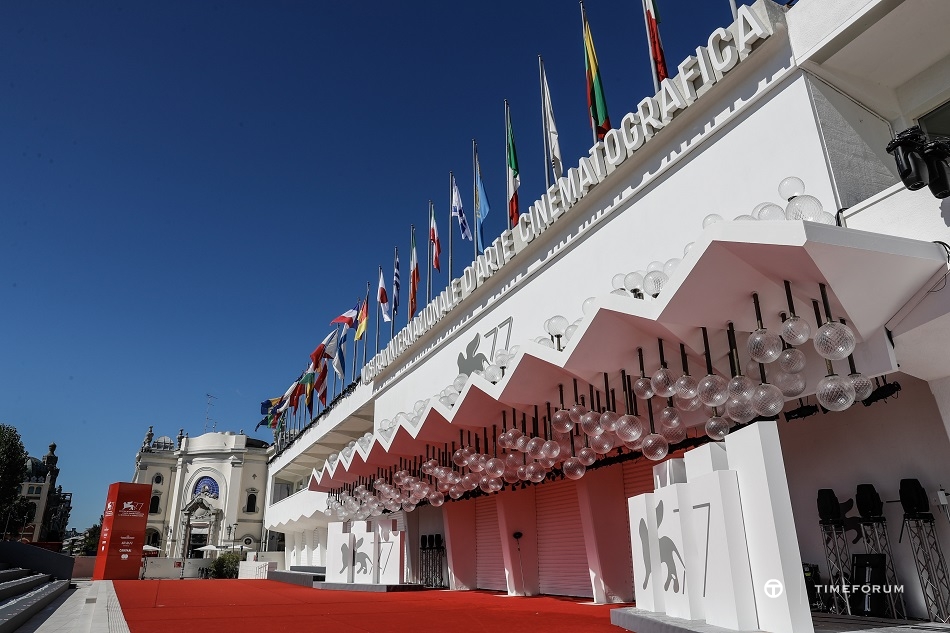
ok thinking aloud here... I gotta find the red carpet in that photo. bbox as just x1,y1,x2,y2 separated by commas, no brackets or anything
113,580,626,633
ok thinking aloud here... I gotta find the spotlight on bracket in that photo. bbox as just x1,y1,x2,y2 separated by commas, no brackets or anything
861,380,901,406
887,126,929,191
784,401,819,422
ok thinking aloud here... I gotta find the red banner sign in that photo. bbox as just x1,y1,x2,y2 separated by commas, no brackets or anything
92,482,152,580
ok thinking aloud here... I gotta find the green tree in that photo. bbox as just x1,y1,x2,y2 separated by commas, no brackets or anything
6,497,36,538
0,424,27,537
81,516,102,556
209,551,241,578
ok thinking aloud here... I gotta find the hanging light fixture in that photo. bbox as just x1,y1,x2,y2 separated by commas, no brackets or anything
749,294,786,417
725,324,756,424
673,343,702,411
697,327,729,407
841,319,874,401
633,347,656,400
812,299,856,411
617,370,645,444
637,346,670,461
545,315,569,351
772,311,808,398
813,283,856,361
780,280,812,346
651,339,679,398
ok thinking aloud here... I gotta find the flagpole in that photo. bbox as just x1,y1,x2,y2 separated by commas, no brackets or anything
375,266,382,356
409,224,415,328
427,201,432,305
391,247,397,340
729,0,737,20
472,139,478,260
539,56,551,191
642,0,660,93
580,1,598,146
505,99,511,231
448,172,454,282
362,281,370,374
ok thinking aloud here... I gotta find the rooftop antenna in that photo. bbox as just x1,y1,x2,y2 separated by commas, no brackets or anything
204,393,217,432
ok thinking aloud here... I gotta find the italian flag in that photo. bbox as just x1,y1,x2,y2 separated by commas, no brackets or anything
506,101,520,230
409,227,420,316
643,0,669,84
582,4,610,140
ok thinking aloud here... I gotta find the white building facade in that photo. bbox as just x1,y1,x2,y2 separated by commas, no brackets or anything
264,0,950,626
132,427,270,558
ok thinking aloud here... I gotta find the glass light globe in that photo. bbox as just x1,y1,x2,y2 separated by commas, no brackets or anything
468,455,485,472
494,350,510,367
612,273,626,290
734,214,757,221
547,315,569,336
850,373,874,401
706,416,730,441
778,176,806,200
817,374,856,411
657,406,681,429
778,348,807,374
703,213,724,228
642,434,670,461
615,415,644,442
582,297,597,315
479,476,494,494
541,440,561,459
552,409,574,433
447,392,458,405
600,410,621,432
564,324,578,341
489,477,504,493
698,374,729,406
569,404,589,424
664,258,681,276
642,271,669,296
506,429,523,449
728,375,756,403
526,436,545,458
633,376,655,400
673,393,702,411
651,367,679,397
448,485,463,499
647,260,664,273
781,315,812,346
748,329,783,363
590,433,615,454
453,374,467,392
815,211,837,225
814,321,856,360
726,397,756,424
577,447,597,466
580,411,604,436
484,364,503,383
683,242,694,256
562,457,586,480
674,374,700,399
503,468,520,484
753,383,785,417
624,272,644,293
610,288,627,296
538,338,556,349
414,400,426,414
516,465,529,481
661,422,686,444
485,458,505,478
785,194,823,221
758,203,786,221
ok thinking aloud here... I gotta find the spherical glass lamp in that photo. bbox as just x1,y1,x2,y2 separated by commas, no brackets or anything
485,458,505,478
785,194,823,221
674,374,700,399
580,411,604,436
551,409,574,433
698,374,729,407
781,315,812,346
647,260,665,273
577,446,597,467
600,410,621,432
726,397,756,424
814,321,856,360
673,393,702,411
612,273,626,290
562,456,586,480
657,406,681,429
728,375,756,403
526,437,545,459
651,367,679,397
778,347,807,374
547,315,569,337
705,416,730,441
752,383,785,417
816,374,855,411
633,376,655,400
734,214,757,221
642,271,669,297
815,211,837,225
624,272,644,293
757,203,786,221
484,364,503,383
448,485,463,499
494,350,511,368
468,455,485,472
683,242,695,256
748,329,783,363
569,403,589,424
452,374,467,392
703,213,724,228
849,372,874,401
664,258,681,276
541,440,561,459
641,434,670,461
590,433,615,454
778,176,806,200
661,422,686,444
615,415,644,442
564,324,578,341
582,297,597,315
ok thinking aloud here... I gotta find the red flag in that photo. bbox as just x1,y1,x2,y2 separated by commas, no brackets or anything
429,203,441,272
643,0,669,84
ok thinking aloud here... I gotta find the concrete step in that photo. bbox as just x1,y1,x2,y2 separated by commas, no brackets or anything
0,569,30,584
0,574,50,602
0,579,69,633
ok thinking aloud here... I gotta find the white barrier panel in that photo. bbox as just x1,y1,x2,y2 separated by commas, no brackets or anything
326,522,354,583
376,520,404,585
350,522,376,584
629,493,663,612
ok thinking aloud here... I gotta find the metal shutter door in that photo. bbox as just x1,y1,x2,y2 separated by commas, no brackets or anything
475,496,506,591
623,459,655,499
536,479,593,598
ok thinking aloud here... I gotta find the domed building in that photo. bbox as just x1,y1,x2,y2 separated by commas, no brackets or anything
16,443,72,543
130,427,271,558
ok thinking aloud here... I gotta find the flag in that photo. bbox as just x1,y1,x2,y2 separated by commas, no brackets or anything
315,361,329,406
331,302,359,332
278,378,298,412
429,203,441,271
355,287,369,341
302,362,316,414
310,329,340,367
409,227,420,316
643,0,669,85
582,2,611,140
451,175,472,241
540,59,563,179
392,248,401,317
289,382,305,412
505,102,520,230
260,397,281,416
332,328,346,379
270,411,286,431
378,267,391,323
474,149,491,253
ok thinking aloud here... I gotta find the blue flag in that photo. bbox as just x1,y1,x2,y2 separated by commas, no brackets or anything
474,152,491,253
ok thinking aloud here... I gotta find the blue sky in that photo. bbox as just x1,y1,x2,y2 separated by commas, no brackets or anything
0,0,752,531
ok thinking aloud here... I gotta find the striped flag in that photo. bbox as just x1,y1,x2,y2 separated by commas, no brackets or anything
582,1,611,140
392,248,400,317
354,286,369,341
540,58,563,179
378,266,391,323
505,101,520,229
429,202,441,271
315,360,328,406
310,328,339,367
474,147,491,254
331,301,359,339
451,175,472,241
643,0,669,88
409,226,420,316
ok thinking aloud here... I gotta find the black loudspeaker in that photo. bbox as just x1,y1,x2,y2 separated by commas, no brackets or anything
421,535,429,549
433,534,442,548
856,484,884,519
427,534,435,549
899,478,930,516
817,489,842,522
887,127,929,191
850,554,887,617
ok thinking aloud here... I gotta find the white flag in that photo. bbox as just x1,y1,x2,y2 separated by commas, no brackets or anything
541,61,563,180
